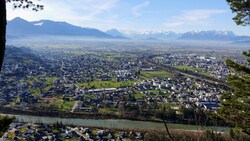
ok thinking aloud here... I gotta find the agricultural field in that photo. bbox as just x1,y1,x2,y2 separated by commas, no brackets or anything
174,65,210,76
141,71,170,79
153,56,165,60
134,90,146,99
26,77,57,97
76,80,136,89
174,65,204,72
37,100,75,112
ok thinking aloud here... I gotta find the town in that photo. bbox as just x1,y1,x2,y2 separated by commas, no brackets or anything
2,0,250,140
0,45,248,140
2,122,144,140
1,46,244,118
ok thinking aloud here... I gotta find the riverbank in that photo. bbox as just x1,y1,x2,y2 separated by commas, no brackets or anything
0,107,161,122
0,107,231,130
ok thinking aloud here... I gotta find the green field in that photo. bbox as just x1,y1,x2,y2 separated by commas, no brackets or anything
175,65,203,71
174,65,210,76
29,88,40,98
26,76,38,83
141,71,170,79
147,90,170,97
104,53,138,61
134,90,146,99
45,77,57,84
76,80,136,89
26,76,57,97
84,94,94,98
41,77,57,93
98,108,119,115
39,100,75,111
153,56,164,60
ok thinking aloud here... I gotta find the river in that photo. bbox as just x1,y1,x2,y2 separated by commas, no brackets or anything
1,114,229,131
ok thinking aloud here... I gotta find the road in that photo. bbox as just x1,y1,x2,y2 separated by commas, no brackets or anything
71,101,82,113
67,126,90,140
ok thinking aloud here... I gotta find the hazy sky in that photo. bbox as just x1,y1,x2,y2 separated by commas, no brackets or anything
6,0,250,35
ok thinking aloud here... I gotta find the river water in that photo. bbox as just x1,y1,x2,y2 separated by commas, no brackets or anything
1,114,229,131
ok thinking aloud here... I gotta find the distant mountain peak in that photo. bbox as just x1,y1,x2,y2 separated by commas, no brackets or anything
11,17,27,21
106,29,127,38
123,30,180,39
10,17,30,24
185,30,235,35
179,30,237,40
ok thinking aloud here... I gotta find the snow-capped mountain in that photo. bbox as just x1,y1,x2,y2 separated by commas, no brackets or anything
123,31,181,39
179,30,237,40
7,17,250,42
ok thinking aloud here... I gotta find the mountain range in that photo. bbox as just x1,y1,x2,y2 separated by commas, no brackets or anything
122,31,180,39
179,31,250,41
7,17,113,38
7,17,250,42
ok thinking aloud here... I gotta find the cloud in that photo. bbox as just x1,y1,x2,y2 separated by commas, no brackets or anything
164,9,227,28
131,1,150,17
81,0,120,19
7,0,120,24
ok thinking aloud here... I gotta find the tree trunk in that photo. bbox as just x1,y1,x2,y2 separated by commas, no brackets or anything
163,120,173,141
0,0,6,71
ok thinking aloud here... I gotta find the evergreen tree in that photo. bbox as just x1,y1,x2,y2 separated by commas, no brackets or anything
226,0,250,25
218,51,250,135
0,115,14,136
217,0,250,135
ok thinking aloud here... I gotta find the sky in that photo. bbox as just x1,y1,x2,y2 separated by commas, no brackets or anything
6,0,250,35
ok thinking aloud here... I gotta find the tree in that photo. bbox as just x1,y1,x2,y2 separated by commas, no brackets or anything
217,0,250,136
226,0,250,25
0,0,6,71
0,115,14,136
0,0,43,136
218,51,250,135
0,0,43,71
